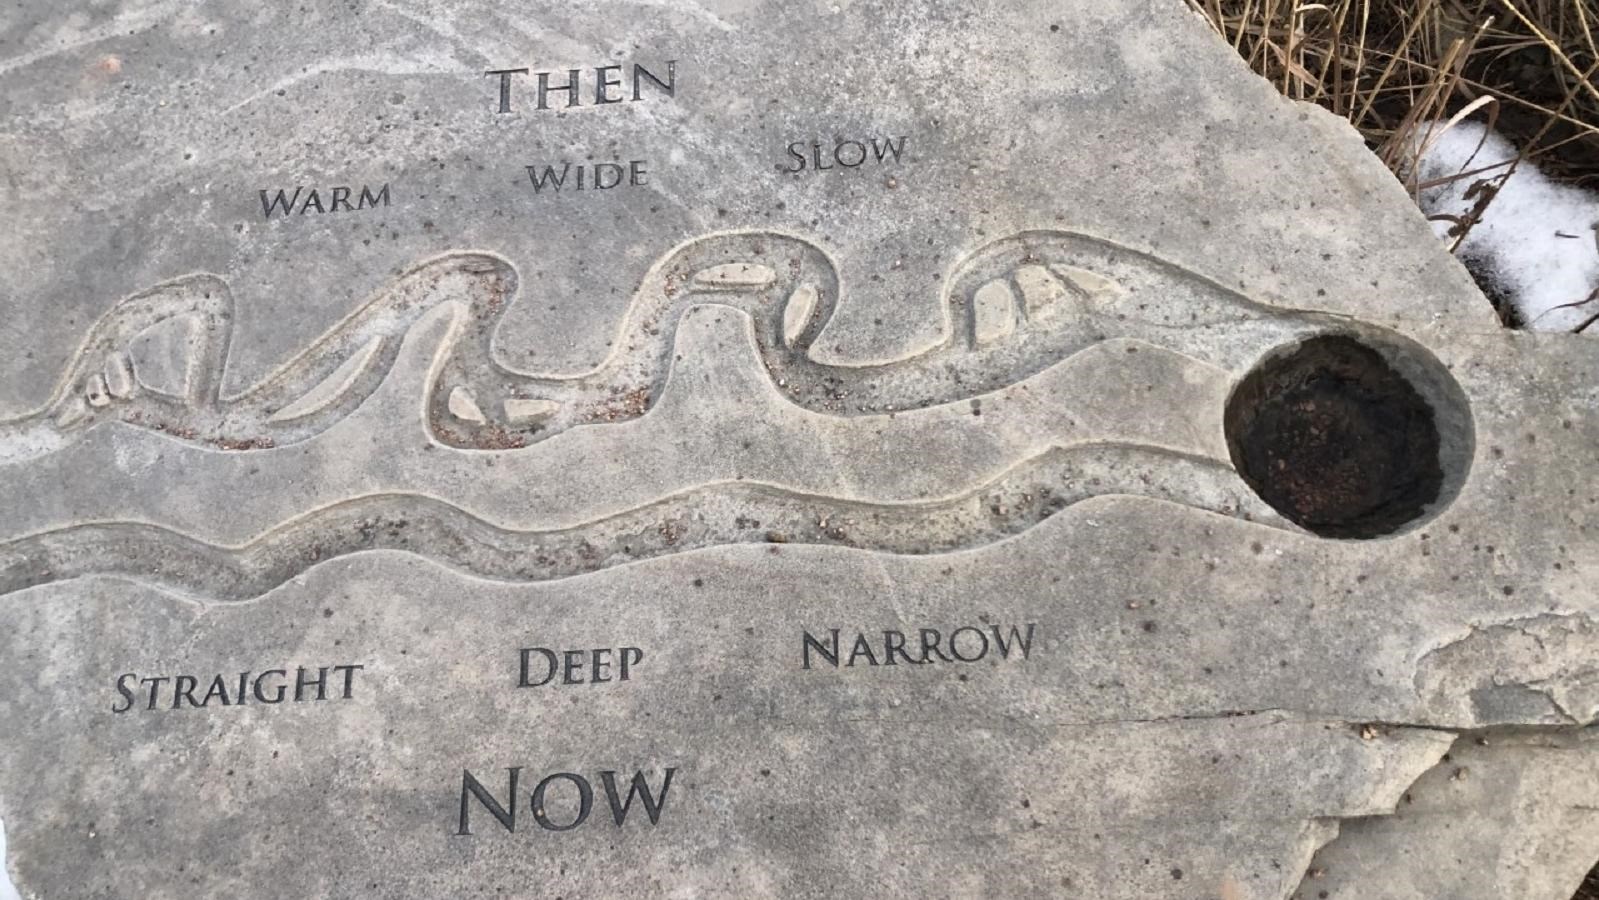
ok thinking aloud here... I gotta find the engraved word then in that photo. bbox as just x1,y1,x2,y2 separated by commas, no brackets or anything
781,136,906,174
525,160,649,194
259,184,390,219
112,664,365,712
517,645,644,687
801,624,1035,669
485,60,677,114
456,767,677,835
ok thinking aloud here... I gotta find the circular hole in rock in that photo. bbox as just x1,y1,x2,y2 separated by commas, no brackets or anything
1225,334,1450,539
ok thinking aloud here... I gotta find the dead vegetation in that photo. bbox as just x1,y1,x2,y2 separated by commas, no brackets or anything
1185,0,1599,179
1186,0,1599,330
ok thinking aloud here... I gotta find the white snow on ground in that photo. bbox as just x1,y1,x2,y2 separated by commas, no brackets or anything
1412,120,1599,332
0,819,19,900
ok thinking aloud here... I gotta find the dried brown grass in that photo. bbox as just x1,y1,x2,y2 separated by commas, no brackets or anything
1185,0,1599,186
1188,0,1599,331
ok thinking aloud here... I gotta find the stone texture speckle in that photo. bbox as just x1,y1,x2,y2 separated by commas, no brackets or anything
0,1,1596,898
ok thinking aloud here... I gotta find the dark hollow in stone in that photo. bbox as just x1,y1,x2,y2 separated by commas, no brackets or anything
1225,335,1444,539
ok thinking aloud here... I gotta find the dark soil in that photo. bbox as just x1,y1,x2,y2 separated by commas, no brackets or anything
1578,864,1599,900
1460,255,1524,328
1225,336,1444,539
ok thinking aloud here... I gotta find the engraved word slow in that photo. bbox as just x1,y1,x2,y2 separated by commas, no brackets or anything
781,135,907,173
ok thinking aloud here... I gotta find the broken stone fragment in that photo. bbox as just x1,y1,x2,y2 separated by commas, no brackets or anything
1298,730,1599,899
102,351,135,399
84,373,111,407
1013,264,1070,321
52,398,88,427
782,282,820,347
971,278,1018,346
447,386,487,423
691,263,777,290
268,336,383,424
1051,263,1126,302
503,397,559,425
126,313,199,400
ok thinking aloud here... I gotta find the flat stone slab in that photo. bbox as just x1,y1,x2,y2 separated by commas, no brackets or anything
1,1,1597,898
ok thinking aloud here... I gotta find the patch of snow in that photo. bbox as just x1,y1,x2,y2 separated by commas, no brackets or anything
0,819,20,900
1412,120,1599,332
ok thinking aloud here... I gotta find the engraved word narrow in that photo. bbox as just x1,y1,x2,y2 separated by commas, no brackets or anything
801,624,1036,669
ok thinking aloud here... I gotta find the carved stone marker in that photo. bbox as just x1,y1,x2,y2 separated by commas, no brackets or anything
1,2,1596,898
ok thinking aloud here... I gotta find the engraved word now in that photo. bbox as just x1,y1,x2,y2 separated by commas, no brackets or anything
456,767,677,835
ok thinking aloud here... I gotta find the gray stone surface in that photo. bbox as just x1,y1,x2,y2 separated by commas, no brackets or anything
0,1,1596,898
1296,729,1599,899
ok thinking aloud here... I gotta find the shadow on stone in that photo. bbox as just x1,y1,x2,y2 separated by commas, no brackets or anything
1577,861,1599,900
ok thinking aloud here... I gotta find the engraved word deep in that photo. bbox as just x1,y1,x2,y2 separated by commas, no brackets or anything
517,645,645,687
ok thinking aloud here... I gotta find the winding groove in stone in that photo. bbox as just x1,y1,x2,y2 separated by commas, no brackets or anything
0,444,1288,602
0,228,1363,462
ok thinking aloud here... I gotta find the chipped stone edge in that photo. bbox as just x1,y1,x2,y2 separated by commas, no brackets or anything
1286,727,1599,900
